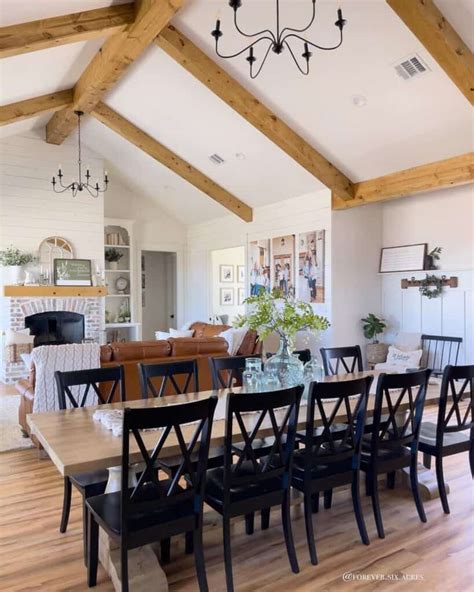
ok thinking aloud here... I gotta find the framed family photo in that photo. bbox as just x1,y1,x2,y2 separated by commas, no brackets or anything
54,259,92,286
220,264,234,282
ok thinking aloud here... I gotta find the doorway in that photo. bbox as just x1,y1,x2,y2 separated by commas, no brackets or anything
141,251,177,340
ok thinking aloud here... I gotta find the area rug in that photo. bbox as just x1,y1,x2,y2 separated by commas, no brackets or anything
0,395,34,453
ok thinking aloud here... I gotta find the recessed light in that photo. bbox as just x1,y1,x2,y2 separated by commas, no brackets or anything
352,94,367,107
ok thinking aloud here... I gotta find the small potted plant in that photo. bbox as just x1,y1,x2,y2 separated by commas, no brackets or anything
0,246,35,285
426,246,442,270
361,313,388,365
105,248,124,270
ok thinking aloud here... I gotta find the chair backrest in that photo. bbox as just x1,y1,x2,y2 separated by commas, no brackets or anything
320,346,363,376
302,376,373,468
222,386,303,500
265,349,311,364
139,360,198,399
371,369,431,453
209,354,262,389
120,396,218,534
55,365,126,409
436,365,474,442
421,334,462,376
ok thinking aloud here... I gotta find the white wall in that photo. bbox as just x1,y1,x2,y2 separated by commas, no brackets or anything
211,246,245,324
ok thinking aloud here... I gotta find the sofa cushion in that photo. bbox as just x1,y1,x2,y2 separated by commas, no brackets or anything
169,337,228,357
237,329,259,355
100,345,113,363
110,341,171,362
190,322,230,339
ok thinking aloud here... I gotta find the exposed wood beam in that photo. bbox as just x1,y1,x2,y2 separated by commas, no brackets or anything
92,102,253,222
0,90,73,126
0,4,134,59
46,0,184,145
332,153,474,209
156,26,354,201
386,0,474,104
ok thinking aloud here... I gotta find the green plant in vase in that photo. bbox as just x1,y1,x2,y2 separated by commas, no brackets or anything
361,313,387,365
0,246,36,285
105,248,124,270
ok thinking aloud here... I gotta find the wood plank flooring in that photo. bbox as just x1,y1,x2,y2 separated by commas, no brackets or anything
0,398,473,591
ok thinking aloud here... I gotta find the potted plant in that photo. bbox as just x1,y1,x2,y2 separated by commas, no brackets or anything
0,246,35,285
426,246,442,270
361,313,388,364
105,248,124,270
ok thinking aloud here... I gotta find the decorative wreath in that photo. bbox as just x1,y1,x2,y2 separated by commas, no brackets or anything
419,274,444,299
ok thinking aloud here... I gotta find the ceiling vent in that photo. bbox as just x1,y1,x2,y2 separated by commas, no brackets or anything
209,153,225,165
393,54,430,81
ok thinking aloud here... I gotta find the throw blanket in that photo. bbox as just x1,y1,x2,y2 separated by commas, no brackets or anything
32,344,101,413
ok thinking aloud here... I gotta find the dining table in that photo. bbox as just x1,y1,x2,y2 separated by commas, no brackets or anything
27,371,443,592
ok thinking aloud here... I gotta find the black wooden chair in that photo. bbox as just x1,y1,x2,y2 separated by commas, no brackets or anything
204,386,303,592
320,345,363,376
55,365,126,561
292,376,373,564
86,396,218,592
139,359,198,398
209,354,262,390
418,364,474,514
421,334,462,377
360,369,431,539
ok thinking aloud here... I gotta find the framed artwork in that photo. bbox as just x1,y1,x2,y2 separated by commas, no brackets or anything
220,288,234,305
220,264,234,282
298,230,325,303
248,239,270,296
379,243,427,273
237,265,245,283
271,235,295,298
54,259,92,286
238,287,245,305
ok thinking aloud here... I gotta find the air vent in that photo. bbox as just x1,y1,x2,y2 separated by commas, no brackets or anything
209,153,225,165
393,54,430,81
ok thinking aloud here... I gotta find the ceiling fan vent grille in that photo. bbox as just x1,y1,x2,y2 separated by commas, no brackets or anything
209,153,225,165
393,54,430,80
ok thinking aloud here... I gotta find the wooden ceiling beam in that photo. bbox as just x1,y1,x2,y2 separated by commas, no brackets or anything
332,153,474,209
155,26,354,201
92,102,253,222
387,0,474,105
46,0,184,145
0,4,135,59
0,90,73,126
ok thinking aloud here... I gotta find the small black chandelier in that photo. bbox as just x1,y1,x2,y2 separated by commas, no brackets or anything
212,0,346,78
52,111,109,198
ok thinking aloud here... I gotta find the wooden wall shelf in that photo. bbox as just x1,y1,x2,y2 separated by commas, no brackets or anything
401,276,458,289
2,286,108,297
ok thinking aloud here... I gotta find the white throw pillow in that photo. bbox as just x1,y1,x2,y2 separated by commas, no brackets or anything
386,346,422,368
5,328,34,346
219,327,248,355
169,328,195,338
155,331,171,341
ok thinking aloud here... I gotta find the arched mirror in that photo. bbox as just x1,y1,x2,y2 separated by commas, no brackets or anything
38,236,74,280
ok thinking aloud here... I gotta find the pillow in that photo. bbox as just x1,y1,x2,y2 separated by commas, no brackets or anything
219,327,248,355
386,346,422,368
155,331,171,341
5,328,34,346
169,328,195,338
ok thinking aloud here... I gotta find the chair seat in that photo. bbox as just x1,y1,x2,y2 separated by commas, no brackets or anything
87,480,193,536
360,441,411,464
292,449,354,479
418,421,471,456
159,445,226,474
233,435,288,458
295,424,349,442
70,469,109,492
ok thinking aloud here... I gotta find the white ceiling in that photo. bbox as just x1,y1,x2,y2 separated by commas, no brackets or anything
1,0,473,224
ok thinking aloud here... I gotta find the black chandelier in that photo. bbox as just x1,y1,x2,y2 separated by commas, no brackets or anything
212,0,346,78
52,111,109,198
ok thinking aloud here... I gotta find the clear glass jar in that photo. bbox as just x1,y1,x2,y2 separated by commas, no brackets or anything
303,356,324,400
262,365,280,390
264,338,304,388
242,357,263,392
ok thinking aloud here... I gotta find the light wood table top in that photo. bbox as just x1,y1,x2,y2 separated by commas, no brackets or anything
27,371,441,477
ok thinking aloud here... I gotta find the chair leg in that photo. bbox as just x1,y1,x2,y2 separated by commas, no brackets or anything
351,472,370,546
160,538,171,564
410,454,427,523
323,489,333,509
370,471,385,539
469,442,474,478
185,531,194,554
87,510,99,588
60,477,72,533
435,455,450,515
281,491,300,573
261,508,270,530
423,452,432,470
245,512,254,535
193,524,209,592
303,491,318,565
121,545,129,592
311,492,319,513
365,471,372,497
82,495,88,566
223,517,234,592
387,471,396,489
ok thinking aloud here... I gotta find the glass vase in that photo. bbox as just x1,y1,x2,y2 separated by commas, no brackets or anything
242,357,263,392
264,337,304,388
303,356,324,400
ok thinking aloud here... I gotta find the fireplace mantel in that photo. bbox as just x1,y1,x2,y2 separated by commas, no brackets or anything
3,286,108,297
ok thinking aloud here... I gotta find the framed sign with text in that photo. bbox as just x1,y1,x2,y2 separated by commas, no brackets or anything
379,243,427,273
54,258,92,286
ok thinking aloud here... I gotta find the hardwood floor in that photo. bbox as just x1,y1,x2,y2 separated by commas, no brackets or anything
0,406,472,591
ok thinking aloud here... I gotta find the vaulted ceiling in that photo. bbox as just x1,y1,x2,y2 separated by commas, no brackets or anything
1,0,473,224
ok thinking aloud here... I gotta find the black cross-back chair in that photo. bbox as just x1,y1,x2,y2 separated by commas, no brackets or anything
419,364,474,514
360,369,431,539
421,334,462,377
320,345,363,376
204,386,303,592
55,366,126,562
86,396,218,592
292,376,373,564
209,354,262,390
139,359,199,399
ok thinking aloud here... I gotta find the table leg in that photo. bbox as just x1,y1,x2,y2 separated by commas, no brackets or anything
400,463,449,500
